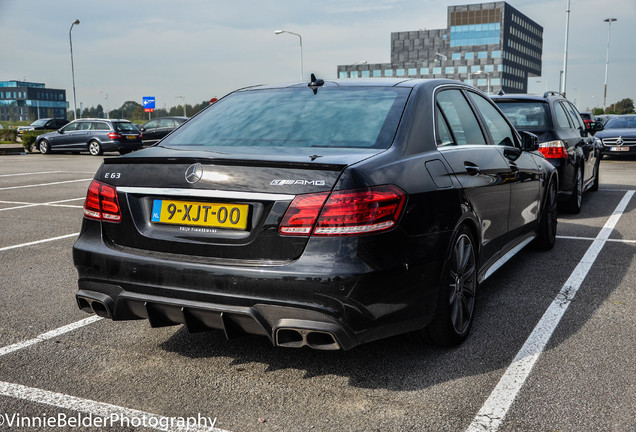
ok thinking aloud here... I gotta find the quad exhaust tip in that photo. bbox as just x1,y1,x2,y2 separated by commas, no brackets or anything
275,327,341,350
76,293,114,319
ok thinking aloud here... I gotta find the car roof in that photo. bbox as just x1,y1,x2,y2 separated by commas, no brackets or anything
70,118,131,122
235,78,463,92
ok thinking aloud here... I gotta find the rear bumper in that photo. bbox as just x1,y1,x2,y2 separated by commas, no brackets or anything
76,284,355,350
73,222,449,350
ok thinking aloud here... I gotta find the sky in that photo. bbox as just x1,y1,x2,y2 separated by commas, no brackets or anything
1,0,634,113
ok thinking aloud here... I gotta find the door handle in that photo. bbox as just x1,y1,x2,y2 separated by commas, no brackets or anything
464,163,480,176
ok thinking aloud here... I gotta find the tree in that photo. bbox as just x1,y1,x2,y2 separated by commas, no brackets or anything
614,98,634,115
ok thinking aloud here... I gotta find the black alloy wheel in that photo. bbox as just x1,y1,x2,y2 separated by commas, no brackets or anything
533,179,558,250
565,166,583,213
417,225,477,346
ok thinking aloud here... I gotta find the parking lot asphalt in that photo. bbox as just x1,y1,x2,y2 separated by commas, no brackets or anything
0,153,635,432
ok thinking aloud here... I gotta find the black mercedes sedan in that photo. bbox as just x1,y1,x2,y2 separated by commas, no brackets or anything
73,78,558,350
595,115,636,157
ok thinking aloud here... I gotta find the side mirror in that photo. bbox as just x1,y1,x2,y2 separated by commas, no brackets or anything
519,131,539,152
589,121,604,132
57,128,64,134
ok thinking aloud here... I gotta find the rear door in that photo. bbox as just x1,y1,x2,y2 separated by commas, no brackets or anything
562,101,597,185
466,91,542,240
435,87,512,261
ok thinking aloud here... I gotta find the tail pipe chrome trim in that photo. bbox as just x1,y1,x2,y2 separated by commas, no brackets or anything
274,319,343,350
76,290,115,319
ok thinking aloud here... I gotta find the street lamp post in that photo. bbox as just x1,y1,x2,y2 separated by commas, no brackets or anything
435,52,447,75
274,30,303,81
471,70,490,93
69,19,80,120
561,0,571,97
603,18,617,111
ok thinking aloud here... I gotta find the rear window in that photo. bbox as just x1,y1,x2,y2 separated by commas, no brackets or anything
113,122,138,132
493,100,551,131
161,87,410,149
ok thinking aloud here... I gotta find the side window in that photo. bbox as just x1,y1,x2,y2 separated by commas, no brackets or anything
159,118,174,127
62,122,79,132
467,92,517,147
436,109,455,147
144,120,157,129
554,102,572,129
436,89,487,146
79,122,92,131
93,122,110,131
563,102,584,129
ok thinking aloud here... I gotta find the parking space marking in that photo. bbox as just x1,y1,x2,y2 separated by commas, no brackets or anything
0,198,84,212
0,233,79,252
557,235,636,244
0,381,228,432
0,178,92,191
0,171,66,177
467,190,634,432
0,316,102,358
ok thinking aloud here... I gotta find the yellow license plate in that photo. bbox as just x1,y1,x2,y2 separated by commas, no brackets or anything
151,199,249,230
126,135,137,140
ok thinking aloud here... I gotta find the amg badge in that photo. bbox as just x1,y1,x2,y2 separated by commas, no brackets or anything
270,179,326,186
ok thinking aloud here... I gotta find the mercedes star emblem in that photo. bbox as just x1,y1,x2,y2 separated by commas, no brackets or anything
616,136,624,145
185,163,203,184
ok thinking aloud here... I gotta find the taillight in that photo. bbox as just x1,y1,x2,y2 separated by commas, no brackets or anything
279,185,406,237
83,179,122,222
539,140,568,158
107,132,123,140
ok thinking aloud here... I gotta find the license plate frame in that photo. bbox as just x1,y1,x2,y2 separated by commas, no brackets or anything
151,199,249,230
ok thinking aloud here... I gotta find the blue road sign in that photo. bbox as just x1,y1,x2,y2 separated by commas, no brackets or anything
142,96,155,109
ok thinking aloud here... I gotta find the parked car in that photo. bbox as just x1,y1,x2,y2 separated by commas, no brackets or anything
492,91,603,213
17,118,68,134
140,116,188,145
595,114,616,125
36,118,142,156
595,114,636,157
579,112,594,129
73,78,558,350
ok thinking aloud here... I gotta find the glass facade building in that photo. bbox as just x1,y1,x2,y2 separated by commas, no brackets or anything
337,2,543,95
0,81,68,121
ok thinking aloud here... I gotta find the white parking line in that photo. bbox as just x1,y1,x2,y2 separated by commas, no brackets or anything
466,190,634,432
0,233,79,252
0,316,102,357
0,198,84,212
557,235,636,244
0,171,66,177
0,178,92,191
0,381,228,432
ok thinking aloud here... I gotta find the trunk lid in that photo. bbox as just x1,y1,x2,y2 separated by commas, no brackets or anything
97,146,384,262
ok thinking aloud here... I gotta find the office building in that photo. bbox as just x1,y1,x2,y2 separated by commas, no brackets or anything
0,80,68,121
337,2,543,94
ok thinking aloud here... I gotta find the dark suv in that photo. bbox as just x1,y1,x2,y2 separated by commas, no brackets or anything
492,92,604,213
35,118,142,156
17,118,69,135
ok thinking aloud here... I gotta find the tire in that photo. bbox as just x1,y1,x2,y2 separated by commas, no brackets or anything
88,140,103,156
589,159,600,192
415,225,478,346
533,178,558,250
38,140,51,154
564,165,583,214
